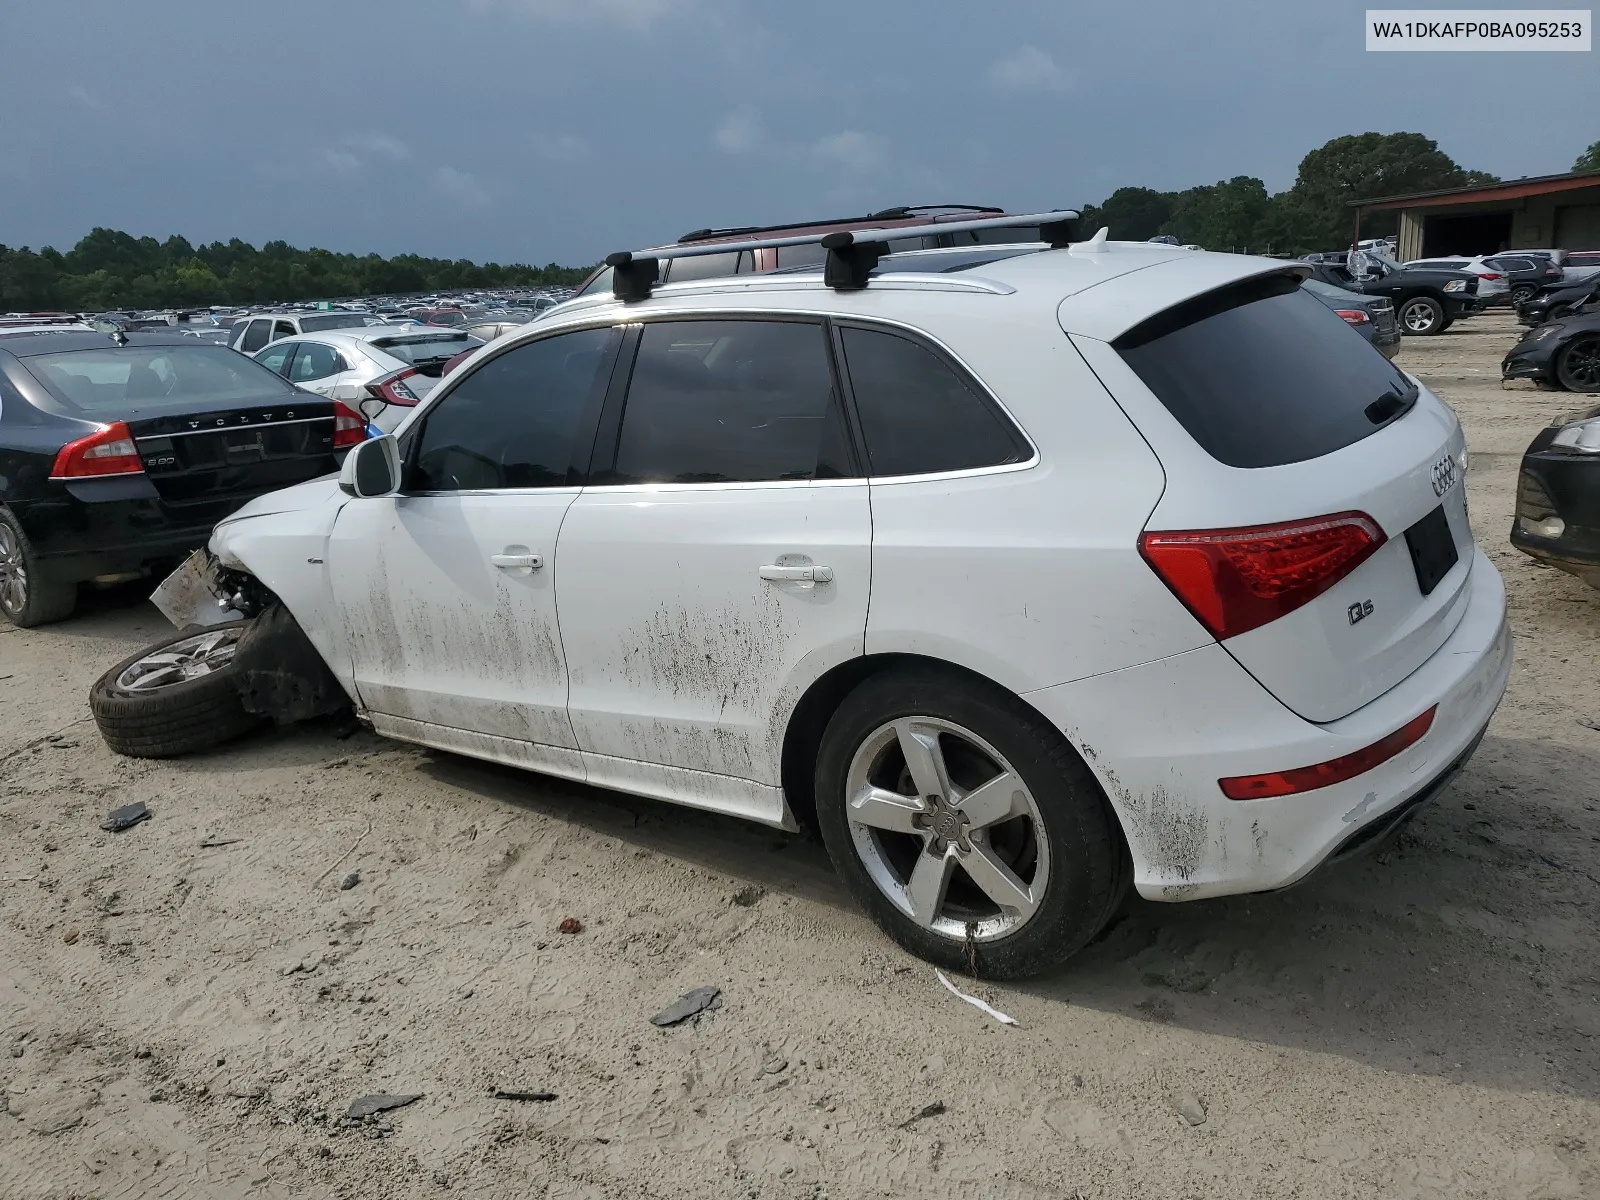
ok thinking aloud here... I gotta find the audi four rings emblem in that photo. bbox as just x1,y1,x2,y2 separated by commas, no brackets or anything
1430,454,1456,497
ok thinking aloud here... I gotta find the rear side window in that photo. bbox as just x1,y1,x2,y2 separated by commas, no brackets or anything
839,326,1026,476
1115,275,1417,469
608,320,853,484
239,320,270,352
273,321,296,341
289,342,346,382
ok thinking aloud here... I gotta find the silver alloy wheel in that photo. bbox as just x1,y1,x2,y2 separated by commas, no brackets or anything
0,523,26,615
1402,301,1438,333
113,628,243,692
845,717,1050,942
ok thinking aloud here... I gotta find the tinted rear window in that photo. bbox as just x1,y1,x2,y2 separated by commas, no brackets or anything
1114,275,1416,469
26,345,295,414
299,313,369,332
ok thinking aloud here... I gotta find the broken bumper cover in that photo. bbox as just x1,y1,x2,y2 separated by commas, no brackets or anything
1022,548,1511,902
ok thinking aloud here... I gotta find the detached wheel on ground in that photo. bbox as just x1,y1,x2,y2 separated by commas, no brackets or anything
814,666,1130,979
1399,296,1445,336
0,509,77,628
90,622,265,758
1555,334,1600,393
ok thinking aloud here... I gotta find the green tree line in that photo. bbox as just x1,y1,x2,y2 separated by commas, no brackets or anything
1079,131,1503,253
0,228,592,313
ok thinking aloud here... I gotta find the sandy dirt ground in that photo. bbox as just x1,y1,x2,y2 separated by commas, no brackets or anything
3,310,1599,1199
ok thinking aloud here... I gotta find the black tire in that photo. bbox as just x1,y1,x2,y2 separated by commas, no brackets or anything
0,509,77,628
90,622,265,758
814,666,1129,979
1399,295,1445,336
1511,284,1538,306
1555,335,1600,393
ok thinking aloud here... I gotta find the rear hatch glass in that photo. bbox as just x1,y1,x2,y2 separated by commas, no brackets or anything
1114,274,1416,469
372,334,482,377
298,313,370,332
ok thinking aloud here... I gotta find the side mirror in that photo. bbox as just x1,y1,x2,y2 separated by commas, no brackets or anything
339,435,401,498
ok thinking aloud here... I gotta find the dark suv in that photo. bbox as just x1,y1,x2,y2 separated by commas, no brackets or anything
1301,259,1480,336
572,205,1048,298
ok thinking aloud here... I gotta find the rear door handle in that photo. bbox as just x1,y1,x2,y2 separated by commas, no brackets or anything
759,563,832,583
490,553,544,571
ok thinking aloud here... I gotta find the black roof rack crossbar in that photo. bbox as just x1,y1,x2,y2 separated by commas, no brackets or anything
608,209,1081,300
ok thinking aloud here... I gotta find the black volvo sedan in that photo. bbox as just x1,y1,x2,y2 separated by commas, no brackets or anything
0,331,367,626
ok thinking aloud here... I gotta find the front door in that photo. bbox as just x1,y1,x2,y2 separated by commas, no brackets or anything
557,317,871,807
327,326,620,764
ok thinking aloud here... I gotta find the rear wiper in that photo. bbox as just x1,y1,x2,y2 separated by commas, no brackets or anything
1364,382,1416,426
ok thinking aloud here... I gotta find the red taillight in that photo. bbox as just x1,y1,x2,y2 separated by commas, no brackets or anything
1479,272,1501,281
1218,706,1437,800
1139,512,1386,641
50,421,144,479
364,368,421,408
332,400,368,449
1334,308,1370,326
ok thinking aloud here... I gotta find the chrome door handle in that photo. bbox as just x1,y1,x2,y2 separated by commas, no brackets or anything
490,553,544,570
759,563,832,583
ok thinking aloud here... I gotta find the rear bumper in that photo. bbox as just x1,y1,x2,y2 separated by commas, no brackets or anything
12,490,255,582
1022,548,1511,901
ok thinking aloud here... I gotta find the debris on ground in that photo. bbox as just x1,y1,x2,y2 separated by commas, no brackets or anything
340,870,361,891
345,1093,423,1121
199,836,242,848
100,802,150,832
731,885,764,907
493,1089,557,1102
935,969,1018,1027
1169,1091,1207,1126
650,986,721,1026
899,1101,946,1129
62,928,79,945
558,916,582,934
1578,717,1600,732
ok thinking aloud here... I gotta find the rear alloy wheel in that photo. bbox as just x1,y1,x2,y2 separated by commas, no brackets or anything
0,510,76,628
1511,284,1538,306
815,668,1128,978
1399,296,1445,335
1556,335,1600,393
90,622,265,757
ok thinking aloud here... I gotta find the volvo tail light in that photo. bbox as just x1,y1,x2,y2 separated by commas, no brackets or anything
1334,308,1370,326
1219,707,1437,799
332,401,369,449
50,422,144,479
365,368,421,407
1139,512,1386,641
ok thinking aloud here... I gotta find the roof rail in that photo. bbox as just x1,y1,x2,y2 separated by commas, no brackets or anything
607,209,1081,301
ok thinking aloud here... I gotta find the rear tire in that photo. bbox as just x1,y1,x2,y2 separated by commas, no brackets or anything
814,666,1129,979
1511,284,1537,306
90,622,265,758
0,509,76,628
1556,334,1600,393
1399,296,1445,335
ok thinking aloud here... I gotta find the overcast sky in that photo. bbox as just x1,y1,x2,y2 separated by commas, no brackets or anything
1,0,1592,266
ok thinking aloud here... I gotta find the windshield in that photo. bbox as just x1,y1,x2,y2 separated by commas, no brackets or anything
26,344,296,413
372,334,482,365
1116,274,1416,469
299,313,369,332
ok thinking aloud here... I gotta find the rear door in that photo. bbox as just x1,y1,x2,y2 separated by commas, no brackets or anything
285,340,348,398
326,326,619,754
1076,274,1473,723
556,317,871,791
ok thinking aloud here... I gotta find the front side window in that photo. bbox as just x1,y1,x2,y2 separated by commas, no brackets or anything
289,342,346,382
607,320,853,484
840,326,1026,477
239,319,271,352
411,327,614,491
255,341,294,376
